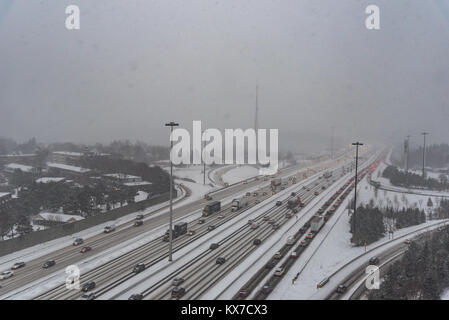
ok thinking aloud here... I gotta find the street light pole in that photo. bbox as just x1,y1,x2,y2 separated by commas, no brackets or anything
406,135,410,172
352,142,363,244
422,132,429,178
165,121,179,262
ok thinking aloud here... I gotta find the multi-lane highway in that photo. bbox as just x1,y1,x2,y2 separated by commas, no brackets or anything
0,148,355,299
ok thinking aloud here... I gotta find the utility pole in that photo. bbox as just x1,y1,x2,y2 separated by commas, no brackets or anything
203,127,206,185
405,135,410,173
422,132,429,178
331,126,335,160
352,142,363,243
165,121,179,262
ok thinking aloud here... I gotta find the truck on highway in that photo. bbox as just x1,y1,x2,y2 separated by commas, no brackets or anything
202,201,221,217
231,196,249,212
162,222,188,242
271,178,282,190
323,171,332,179
310,215,325,233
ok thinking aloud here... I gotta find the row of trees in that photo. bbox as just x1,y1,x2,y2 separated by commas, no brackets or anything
369,226,449,300
396,143,449,170
350,205,427,246
383,165,448,190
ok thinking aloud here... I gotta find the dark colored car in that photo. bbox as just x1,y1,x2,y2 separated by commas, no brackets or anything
135,214,144,220
209,243,220,250
134,220,143,227
133,263,146,274
261,285,272,294
265,260,276,269
253,239,262,245
42,260,55,268
128,294,143,300
369,257,379,265
336,284,347,294
198,218,205,224
73,238,84,246
80,246,91,253
82,281,96,292
314,191,319,196
81,292,96,300
276,201,282,206
239,288,250,297
291,192,296,196
172,277,185,286
207,225,216,231
216,257,226,265
171,287,186,299
11,262,26,270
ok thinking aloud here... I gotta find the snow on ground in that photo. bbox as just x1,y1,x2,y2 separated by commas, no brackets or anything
0,185,186,272
269,172,449,300
221,165,259,185
441,288,449,300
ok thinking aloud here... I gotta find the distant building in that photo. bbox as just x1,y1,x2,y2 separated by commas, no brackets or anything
47,162,91,178
3,163,35,174
0,192,11,205
103,173,153,193
52,151,111,165
35,177,66,184
0,154,37,166
31,212,84,227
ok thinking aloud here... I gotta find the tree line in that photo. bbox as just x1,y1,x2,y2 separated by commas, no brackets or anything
383,165,448,190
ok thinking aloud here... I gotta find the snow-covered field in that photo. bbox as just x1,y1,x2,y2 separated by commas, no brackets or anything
221,165,259,185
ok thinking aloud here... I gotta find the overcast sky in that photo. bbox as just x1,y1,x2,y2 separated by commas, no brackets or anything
0,0,448,152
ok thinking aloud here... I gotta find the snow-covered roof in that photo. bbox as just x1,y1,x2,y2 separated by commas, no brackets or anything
35,177,66,184
47,162,91,173
124,181,152,186
4,163,34,172
53,151,84,157
33,212,84,222
0,192,11,198
103,173,140,180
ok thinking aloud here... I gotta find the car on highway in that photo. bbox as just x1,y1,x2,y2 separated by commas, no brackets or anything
80,246,91,253
238,288,250,298
198,219,205,224
171,287,186,299
404,239,411,245
272,223,280,230
104,225,115,233
369,257,379,265
303,186,307,190
42,260,56,268
187,230,196,236
253,239,262,245
300,240,308,247
216,257,226,265
0,270,14,280
205,194,213,201
321,186,326,190
290,251,298,258
274,267,285,276
81,292,96,300
336,284,347,294
262,192,268,196
255,199,260,204
286,236,295,245
292,208,298,214
82,281,96,292
172,277,185,286
135,214,144,220
291,192,296,196
209,243,220,250
11,262,25,270
314,191,319,196
133,263,146,274
246,192,251,196
134,220,143,227
285,212,293,218
73,238,84,246
261,285,273,294
306,233,314,239
128,294,143,300
207,225,216,231
253,192,258,196
275,201,282,206
274,251,282,259
218,214,225,219
265,260,276,269
250,222,259,229
263,216,270,221
267,219,275,224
